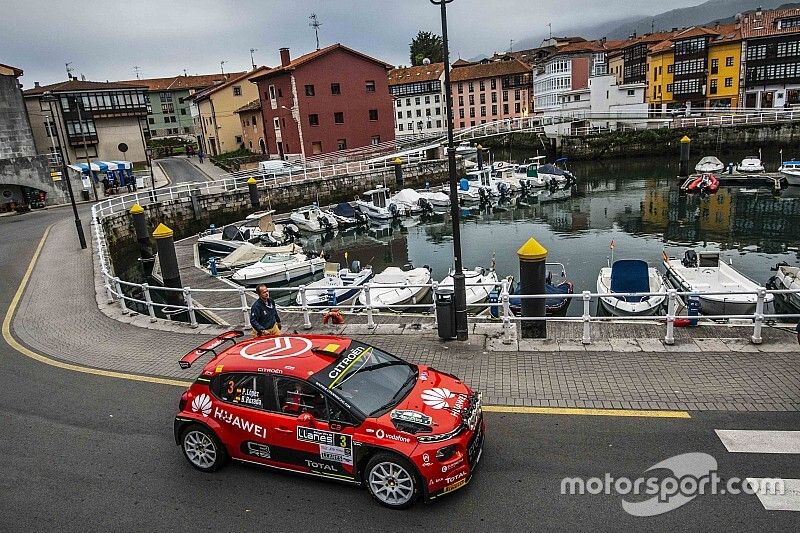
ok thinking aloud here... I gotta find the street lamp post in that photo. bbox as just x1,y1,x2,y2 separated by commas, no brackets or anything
431,0,468,341
42,92,86,249
74,97,99,201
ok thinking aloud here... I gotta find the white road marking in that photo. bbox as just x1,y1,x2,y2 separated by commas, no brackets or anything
746,478,800,512
715,430,800,454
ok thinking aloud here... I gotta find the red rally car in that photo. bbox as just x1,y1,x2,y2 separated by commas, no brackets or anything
174,331,484,509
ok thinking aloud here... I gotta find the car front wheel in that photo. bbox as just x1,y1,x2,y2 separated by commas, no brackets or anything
364,453,420,509
181,424,228,472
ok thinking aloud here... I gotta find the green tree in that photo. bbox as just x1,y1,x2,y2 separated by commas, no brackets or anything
410,31,444,66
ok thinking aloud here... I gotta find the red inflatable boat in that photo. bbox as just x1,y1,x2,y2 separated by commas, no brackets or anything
687,174,719,193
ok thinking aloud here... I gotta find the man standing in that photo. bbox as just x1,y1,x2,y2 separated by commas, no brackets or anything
250,284,281,336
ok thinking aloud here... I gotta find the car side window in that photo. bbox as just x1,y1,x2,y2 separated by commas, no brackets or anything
215,373,267,410
327,398,355,425
274,377,328,419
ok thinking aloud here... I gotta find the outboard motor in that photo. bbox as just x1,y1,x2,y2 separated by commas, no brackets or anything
498,182,509,197
402,262,415,272
389,203,399,218
479,187,490,204
320,215,332,232
284,224,301,241
682,249,698,268
350,260,361,274
418,197,434,215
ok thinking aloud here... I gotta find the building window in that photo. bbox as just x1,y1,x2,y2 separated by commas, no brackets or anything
334,112,344,124
460,122,465,128
337,138,347,150
331,83,341,95
406,110,412,118
434,94,440,103
515,89,521,101
468,82,474,92
369,109,379,121
406,98,411,106
416,109,422,117
469,107,475,118
469,94,475,105
309,114,319,126
161,103,174,114
725,77,733,87
667,64,674,74
397,111,402,119
491,104,497,115
491,92,497,103
425,108,431,116
490,78,497,90
268,85,276,99
180,108,187,115
480,106,486,117
726,56,734,67
458,95,464,106
425,95,430,104
480,93,486,104
458,83,463,93
371,135,380,145
502,90,508,101
710,79,718,95
479,80,485,91
459,109,465,119
305,85,315,96
436,120,442,128
233,86,242,96
514,102,521,113
235,135,243,144
407,122,413,131
365,80,376,92
667,83,673,92
159,92,172,102
435,107,441,115
396,99,402,108
503,103,509,114
311,141,323,155
148,117,155,125
627,89,635,96
711,58,719,74
273,117,280,130
398,124,404,131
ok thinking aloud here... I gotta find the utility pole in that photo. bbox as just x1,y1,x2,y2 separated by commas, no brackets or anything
220,60,226,76
547,23,552,41
250,48,258,70
510,39,514,53
65,62,73,79
309,13,322,50
133,65,141,79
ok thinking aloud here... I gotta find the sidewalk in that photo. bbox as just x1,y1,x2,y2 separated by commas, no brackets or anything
183,155,229,180
10,218,800,411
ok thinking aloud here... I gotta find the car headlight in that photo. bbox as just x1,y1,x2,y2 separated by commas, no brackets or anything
436,444,458,462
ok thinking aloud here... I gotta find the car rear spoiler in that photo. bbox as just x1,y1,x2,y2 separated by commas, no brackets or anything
179,330,244,369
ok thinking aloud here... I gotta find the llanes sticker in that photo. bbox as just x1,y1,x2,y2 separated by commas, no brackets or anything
297,427,353,465
191,394,212,417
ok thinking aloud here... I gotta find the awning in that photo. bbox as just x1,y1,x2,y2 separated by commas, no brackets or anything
69,162,103,173
111,160,132,170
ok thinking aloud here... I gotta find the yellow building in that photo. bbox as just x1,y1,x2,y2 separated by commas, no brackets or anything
706,26,742,108
191,67,270,156
647,45,675,110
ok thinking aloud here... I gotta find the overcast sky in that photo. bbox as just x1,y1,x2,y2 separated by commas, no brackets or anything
2,0,704,88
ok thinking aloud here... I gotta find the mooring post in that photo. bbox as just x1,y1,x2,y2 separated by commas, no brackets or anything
152,223,184,309
517,237,548,339
679,135,691,177
393,158,404,190
247,177,260,209
130,202,152,260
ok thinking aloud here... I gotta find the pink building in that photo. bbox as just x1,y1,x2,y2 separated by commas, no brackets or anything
449,58,533,129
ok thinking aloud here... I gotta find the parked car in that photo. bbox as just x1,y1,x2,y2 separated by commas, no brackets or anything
174,331,485,509
258,159,305,177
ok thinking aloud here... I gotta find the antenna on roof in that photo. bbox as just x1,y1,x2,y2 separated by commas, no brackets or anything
509,39,514,52
652,19,655,33
133,65,141,80
65,62,74,80
309,13,322,50
250,48,258,70
220,60,227,76
183,68,188,77
547,23,552,41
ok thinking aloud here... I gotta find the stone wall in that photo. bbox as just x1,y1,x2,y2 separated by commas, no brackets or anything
0,74,59,203
102,159,461,271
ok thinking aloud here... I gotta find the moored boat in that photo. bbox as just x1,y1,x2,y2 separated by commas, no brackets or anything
438,267,499,308
597,259,666,316
767,263,800,311
327,202,369,227
358,264,431,310
695,156,725,173
295,261,373,307
737,156,765,173
290,205,338,233
215,242,303,272
506,263,574,317
231,252,326,286
686,174,719,194
356,187,404,220
663,250,775,316
778,160,800,186
197,210,297,255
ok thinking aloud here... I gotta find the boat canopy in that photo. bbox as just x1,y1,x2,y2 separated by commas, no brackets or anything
538,164,566,176
332,202,359,218
391,189,421,205
610,260,650,302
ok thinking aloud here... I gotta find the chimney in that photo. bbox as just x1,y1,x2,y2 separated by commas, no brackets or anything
279,48,291,67
34,81,40,88
756,6,762,17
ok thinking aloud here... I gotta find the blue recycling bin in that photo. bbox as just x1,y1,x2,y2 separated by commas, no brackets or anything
687,295,700,326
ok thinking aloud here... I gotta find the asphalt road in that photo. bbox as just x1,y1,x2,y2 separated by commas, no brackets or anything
157,157,210,185
1,208,798,531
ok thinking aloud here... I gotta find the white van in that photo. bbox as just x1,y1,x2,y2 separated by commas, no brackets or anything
258,159,304,176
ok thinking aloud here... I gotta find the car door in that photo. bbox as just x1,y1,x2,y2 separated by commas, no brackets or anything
264,376,357,481
210,373,272,462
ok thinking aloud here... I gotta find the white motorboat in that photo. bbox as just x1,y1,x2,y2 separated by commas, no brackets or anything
516,156,549,188
231,252,326,286
290,205,338,233
663,250,775,316
491,162,522,193
767,263,800,310
438,267,499,307
295,262,373,307
197,210,297,255
466,168,509,197
778,160,800,186
536,163,570,187
215,242,302,271
416,189,451,208
695,156,725,173
358,265,431,310
356,187,404,220
455,141,477,157
452,177,484,203
597,259,666,316
390,189,425,215
736,156,765,173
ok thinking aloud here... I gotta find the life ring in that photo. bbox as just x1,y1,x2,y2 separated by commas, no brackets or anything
323,309,345,325
496,161,505,169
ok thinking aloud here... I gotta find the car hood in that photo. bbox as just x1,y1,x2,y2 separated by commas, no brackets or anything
387,366,477,436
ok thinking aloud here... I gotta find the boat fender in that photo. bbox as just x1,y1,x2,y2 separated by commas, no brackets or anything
674,318,692,328
323,309,345,325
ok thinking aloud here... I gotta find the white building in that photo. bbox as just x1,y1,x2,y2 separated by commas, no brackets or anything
555,74,648,133
388,63,447,137
534,41,610,113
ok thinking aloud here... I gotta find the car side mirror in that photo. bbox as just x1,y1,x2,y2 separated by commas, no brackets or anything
298,412,316,426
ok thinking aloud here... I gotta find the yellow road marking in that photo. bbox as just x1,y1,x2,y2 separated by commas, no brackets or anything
1,224,191,388
482,405,691,418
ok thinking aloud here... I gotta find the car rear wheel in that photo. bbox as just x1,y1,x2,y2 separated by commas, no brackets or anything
364,453,420,509
181,424,228,472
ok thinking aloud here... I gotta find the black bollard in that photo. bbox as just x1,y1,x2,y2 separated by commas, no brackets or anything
517,237,548,339
248,177,260,209
153,223,184,308
393,158,404,190
679,135,691,177
130,203,153,260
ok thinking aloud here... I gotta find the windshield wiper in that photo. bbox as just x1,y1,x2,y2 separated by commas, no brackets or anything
370,368,418,416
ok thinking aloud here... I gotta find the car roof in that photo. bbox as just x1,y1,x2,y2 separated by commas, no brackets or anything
200,334,356,379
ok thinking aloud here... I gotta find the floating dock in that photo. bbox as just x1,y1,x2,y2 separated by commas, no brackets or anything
680,172,787,192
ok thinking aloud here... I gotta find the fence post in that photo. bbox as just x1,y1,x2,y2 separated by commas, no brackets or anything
751,288,765,344
239,287,250,327
103,269,114,303
184,288,198,328
581,291,592,344
431,281,439,326
665,289,677,345
364,283,376,329
114,277,128,315
299,285,312,330
501,278,513,344
142,282,157,322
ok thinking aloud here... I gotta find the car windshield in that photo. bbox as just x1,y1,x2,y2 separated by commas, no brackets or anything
313,341,417,417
